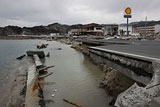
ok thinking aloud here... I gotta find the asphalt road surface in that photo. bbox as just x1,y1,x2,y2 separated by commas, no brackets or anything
96,40,160,59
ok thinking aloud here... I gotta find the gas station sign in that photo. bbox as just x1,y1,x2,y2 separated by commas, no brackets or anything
124,7,132,18
125,7,131,14
124,7,132,36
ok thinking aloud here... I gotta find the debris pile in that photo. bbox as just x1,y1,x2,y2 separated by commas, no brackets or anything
115,61,160,107
26,51,45,58
16,54,26,60
25,51,54,107
37,44,49,49
99,68,135,106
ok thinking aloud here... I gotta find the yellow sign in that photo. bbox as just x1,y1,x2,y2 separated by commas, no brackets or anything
125,7,131,14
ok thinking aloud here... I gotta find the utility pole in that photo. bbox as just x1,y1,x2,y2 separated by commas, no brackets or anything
145,16,147,36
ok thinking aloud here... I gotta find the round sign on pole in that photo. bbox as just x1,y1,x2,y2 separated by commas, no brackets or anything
125,7,131,15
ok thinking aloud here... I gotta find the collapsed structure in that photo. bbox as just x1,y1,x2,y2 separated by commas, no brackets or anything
69,23,160,37
115,61,160,107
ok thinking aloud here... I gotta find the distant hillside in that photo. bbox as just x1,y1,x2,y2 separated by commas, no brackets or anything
132,21,160,27
69,24,83,29
0,23,86,36
0,23,68,36
121,20,160,27
47,23,69,34
23,25,61,35
0,20,160,36
0,26,22,36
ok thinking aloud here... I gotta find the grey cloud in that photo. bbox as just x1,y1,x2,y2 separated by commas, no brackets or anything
0,0,159,27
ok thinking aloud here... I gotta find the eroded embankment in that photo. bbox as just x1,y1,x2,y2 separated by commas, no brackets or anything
89,56,136,105
72,43,141,106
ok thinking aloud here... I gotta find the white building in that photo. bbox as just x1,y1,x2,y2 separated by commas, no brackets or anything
50,33,60,37
103,24,118,36
154,24,160,34
84,23,103,36
118,24,133,36
132,24,160,36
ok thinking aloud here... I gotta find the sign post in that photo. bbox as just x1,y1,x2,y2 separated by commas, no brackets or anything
124,7,132,36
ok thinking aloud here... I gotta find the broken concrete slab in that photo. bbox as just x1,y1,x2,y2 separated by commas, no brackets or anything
25,65,41,107
114,61,160,107
150,97,160,107
33,54,44,69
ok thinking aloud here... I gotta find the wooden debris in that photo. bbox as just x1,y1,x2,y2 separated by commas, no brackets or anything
38,81,44,89
26,51,45,58
45,99,55,104
39,72,53,79
146,83,160,89
33,79,39,96
43,82,55,85
57,48,62,50
38,65,55,72
46,52,50,57
63,99,84,107
37,44,48,49
16,54,26,60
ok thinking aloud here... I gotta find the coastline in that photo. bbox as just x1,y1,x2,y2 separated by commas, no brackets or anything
1,38,154,106
70,39,136,106
0,36,40,40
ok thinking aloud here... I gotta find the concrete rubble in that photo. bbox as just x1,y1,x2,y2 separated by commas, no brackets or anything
25,52,51,107
37,44,49,49
115,61,160,107
25,65,41,107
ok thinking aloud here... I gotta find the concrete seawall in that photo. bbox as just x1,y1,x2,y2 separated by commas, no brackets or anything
89,47,155,85
25,65,41,107
71,39,160,106
115,61,160,107
25,54,45,107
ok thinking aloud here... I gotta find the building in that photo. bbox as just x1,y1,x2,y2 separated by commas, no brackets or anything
103,24,118,36
84,23,103,36
50,33,60,37
70,23,103,36
132,24,160,36
118,24,133,36
70,28,87,35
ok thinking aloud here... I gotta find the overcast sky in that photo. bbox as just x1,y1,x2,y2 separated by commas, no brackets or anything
0,0,160,27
